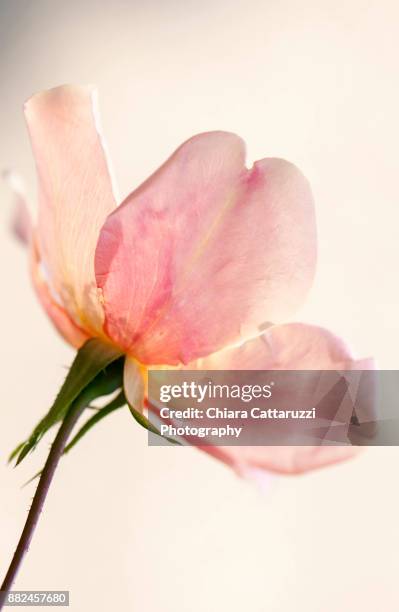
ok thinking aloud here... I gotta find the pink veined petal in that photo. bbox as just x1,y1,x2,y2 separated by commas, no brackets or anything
186,323,375,475
196,322,374,370
24,84,118,336
204,444,362,476
95,132,316,365
3,170,32,244
30,238,89,348
3,168,87,346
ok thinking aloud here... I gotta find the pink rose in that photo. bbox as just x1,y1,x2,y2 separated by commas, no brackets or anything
12,84,371,476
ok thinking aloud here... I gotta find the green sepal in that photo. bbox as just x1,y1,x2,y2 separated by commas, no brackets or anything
22,391,126,487
127,401,181,446
12,338,123,465
8,442,26,464
64,391,125,454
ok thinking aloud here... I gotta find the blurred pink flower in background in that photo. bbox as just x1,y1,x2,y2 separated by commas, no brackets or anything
10,84,371,476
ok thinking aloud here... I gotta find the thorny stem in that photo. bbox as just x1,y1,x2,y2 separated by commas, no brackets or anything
0,397,87,608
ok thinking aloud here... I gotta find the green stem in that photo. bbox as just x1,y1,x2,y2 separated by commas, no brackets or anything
0,395,87,608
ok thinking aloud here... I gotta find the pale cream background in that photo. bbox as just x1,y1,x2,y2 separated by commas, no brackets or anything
1,1,399,610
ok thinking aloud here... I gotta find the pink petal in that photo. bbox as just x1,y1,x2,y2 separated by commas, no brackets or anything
123,357,146,413
30,238,89,348
205,445,362,476
196,322,373,370
3,170,32,244
3,168,87,346
24,85,118,336
188,323,374,475
95,133,316,365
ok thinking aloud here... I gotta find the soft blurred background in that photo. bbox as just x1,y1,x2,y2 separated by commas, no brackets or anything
1,0,399,610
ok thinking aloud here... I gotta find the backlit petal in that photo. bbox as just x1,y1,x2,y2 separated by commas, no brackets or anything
24,84,118,335
3,170,32,244
96,133,316,364
204,444,362,476
196,322,373,370
189,323,374,475
30,238,89,348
